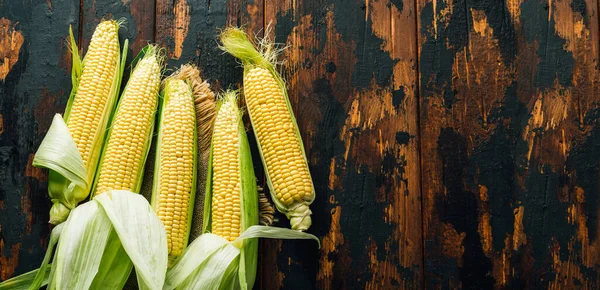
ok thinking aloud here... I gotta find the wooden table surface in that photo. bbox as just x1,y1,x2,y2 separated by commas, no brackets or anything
1,0,600,288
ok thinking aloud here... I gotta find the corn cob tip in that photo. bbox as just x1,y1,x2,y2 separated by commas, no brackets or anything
218,89,239,104
137,44,165,72
288,203,312,231
219,27,272,67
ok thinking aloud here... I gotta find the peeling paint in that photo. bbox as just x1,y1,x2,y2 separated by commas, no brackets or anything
317,206,345,289
512,206,526,250
0,18,24,81
0,242,21,281
172,0,189,60
552,0,585,52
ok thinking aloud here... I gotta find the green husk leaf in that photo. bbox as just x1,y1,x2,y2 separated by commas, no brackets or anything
32,115,87,224
52,201,112,290
201,132,215,233
234,225,320,247
130,44,150,70
95,190,168,290
89,231,134,290
63,25,82,120
177,244,240,290
0,266,50,290
33,115,87,189
163,234,229,290
46,254,57,289
151,77,198,265
219,27,315,231
28,223,64,290
218,256,240,290
164,226,319,290
237,103,258,290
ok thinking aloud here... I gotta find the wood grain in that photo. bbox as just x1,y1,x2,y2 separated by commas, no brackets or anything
418,0,600,288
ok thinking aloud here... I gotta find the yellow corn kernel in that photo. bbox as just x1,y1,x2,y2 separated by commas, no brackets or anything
155,79,195,259
243,67,314,206
211,97,242,242
94,50,161,196
67,20,120,179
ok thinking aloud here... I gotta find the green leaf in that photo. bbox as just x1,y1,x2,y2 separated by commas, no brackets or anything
33,114,87,224
64,25,82,121
28,223,64,290
53,201,112,289
95,190,168,290
234,225,320,248
218,256,240,290
178,244,240,290
33,115,87,190
163,234,229,290
237,109,258,290
0,266,50,290
89,231,133,290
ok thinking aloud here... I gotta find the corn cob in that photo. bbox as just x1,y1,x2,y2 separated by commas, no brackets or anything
167,65,216,242
37,20,125,224
210,92,252,241
203,89,259,287
66,20,121,181
220,27,314,230
151,75,197,264
93,45,162,196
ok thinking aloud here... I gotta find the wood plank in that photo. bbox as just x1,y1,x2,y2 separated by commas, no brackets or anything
418,0,600,288
261,0,422,288
0,0,80,281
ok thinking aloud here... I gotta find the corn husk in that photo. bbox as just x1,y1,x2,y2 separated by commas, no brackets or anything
0,190,169,290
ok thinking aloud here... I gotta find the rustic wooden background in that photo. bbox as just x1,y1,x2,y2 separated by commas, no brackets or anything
1,0,600,288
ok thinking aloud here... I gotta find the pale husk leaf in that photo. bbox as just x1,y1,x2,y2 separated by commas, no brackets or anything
52,201,112,290
95,190,168,290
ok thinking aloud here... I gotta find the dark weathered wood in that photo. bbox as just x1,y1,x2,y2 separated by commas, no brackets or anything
81,0,155,54
5,0,600,288
155,0,261,89
259,0,423,289
418,0,600,288
0,0,80,280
